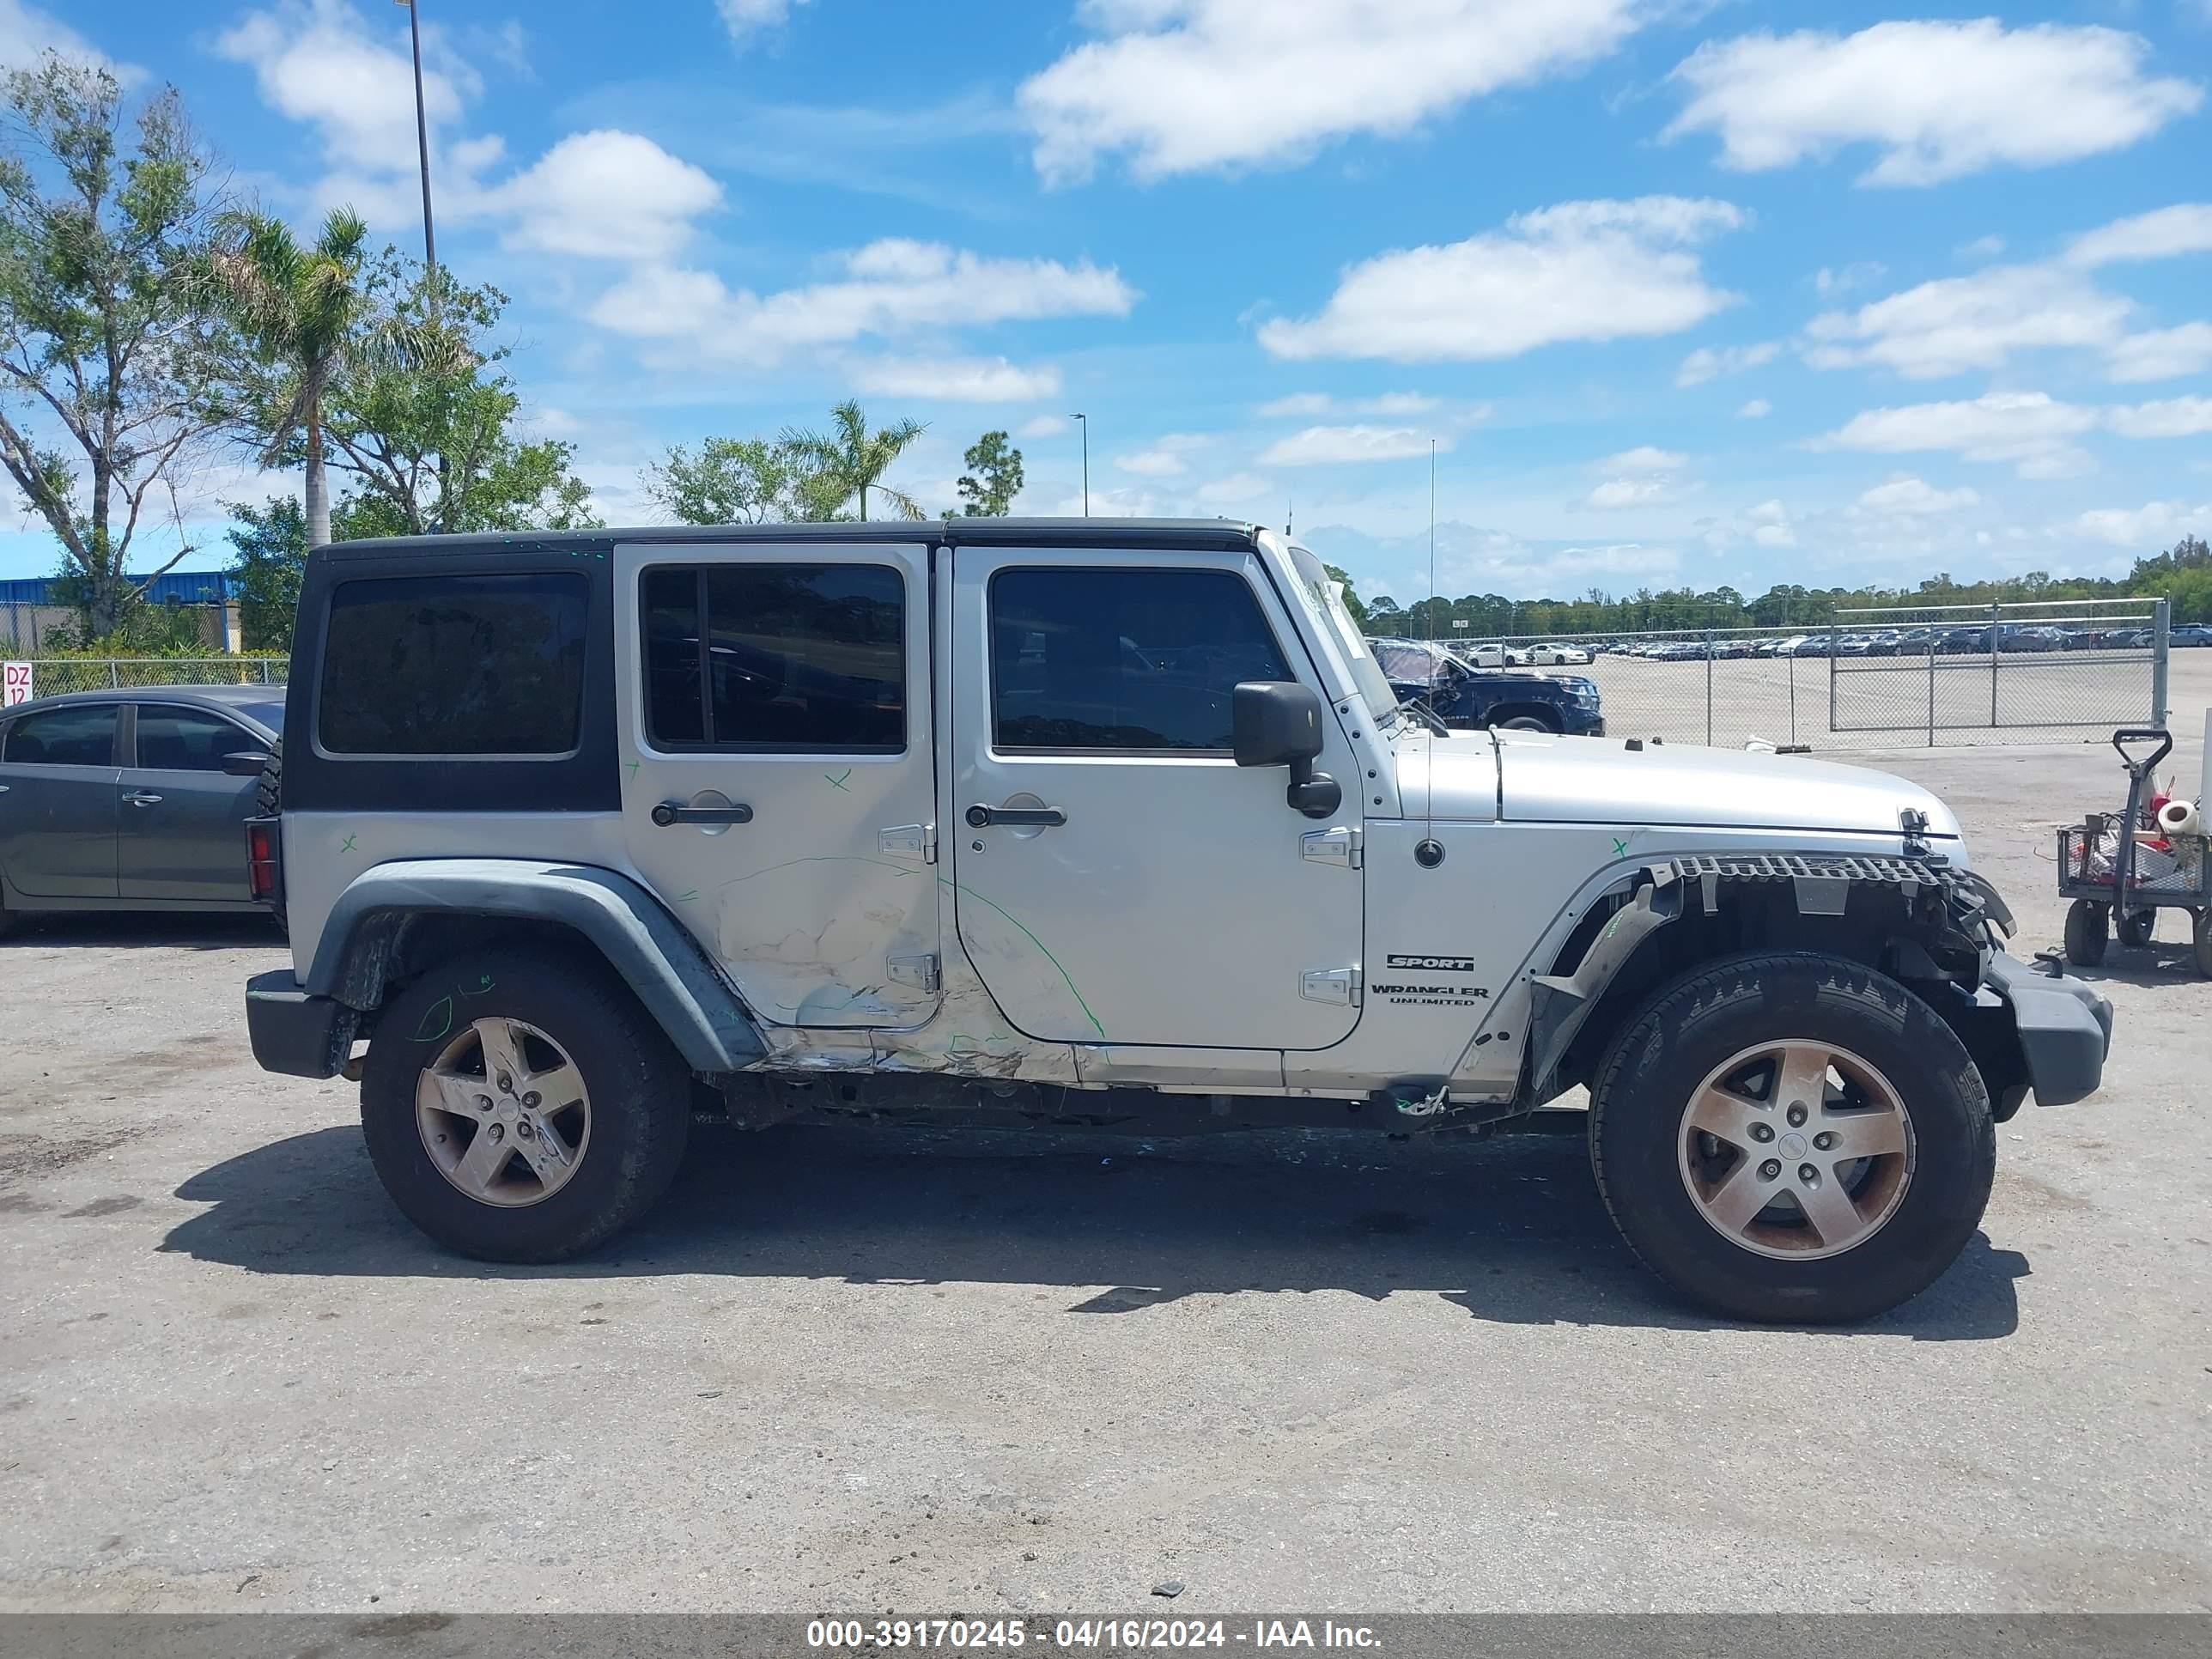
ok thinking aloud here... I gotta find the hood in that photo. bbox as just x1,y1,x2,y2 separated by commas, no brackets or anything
1492,732,1960,841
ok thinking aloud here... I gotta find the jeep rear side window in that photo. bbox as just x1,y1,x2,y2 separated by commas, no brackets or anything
318,573,588,757
641,564,904,752
990,567,1292,752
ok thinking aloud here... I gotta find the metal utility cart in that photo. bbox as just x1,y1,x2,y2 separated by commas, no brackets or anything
2058,727,2212,975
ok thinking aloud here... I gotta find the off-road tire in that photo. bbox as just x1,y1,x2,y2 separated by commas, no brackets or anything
2116,907,2156,950
2064,899,2108,967
361,950,690,1262
253,738,285,932
1589,951,1995,1324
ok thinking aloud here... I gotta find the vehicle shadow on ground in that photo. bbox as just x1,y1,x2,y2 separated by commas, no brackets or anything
160,1121,2028,1340
2058,945,2208,988
0,911,283,951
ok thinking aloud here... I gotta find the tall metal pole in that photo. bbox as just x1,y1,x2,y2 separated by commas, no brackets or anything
402,0,436,286
1427,439,1437,641
1072,414,1088,515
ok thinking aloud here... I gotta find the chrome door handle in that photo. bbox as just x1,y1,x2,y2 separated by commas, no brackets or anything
125,791,163,806
965,804,1066,828
651,800,754,827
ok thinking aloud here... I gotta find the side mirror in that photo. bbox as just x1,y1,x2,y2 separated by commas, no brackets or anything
1232,681,1341,820
222,750,270,777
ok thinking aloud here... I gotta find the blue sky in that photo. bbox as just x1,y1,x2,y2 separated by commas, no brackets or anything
4,0,2210,606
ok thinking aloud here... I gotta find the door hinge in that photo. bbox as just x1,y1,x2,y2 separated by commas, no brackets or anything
1301,825,1362,869
888,953,940,993
880,823,938,864
1301,968,1360,1006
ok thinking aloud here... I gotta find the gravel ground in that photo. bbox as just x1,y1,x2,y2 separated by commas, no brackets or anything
2,715,2209,1614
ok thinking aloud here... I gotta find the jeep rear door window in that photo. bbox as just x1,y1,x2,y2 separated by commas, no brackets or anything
990,567,1291,752
318,573,588,757
641,564,904,752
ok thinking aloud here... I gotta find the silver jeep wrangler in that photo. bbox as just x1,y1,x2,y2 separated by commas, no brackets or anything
242,520,2111,1322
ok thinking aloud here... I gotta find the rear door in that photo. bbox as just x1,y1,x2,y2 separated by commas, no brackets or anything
118,702,269,901
614,540,941,1028
0,702,122,897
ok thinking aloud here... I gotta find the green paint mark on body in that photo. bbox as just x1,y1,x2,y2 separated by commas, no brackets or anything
939,875,1105,1040
825,769,853,792
1612,836,1629,858
340,835,358,854
673,889,699,903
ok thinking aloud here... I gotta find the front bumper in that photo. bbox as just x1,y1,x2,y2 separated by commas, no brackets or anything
1980,950,2112,1107
246,969,355,1079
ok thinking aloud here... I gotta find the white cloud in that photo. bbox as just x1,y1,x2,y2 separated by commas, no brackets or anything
1196,471,1273,507
1747,500,1796,548
1259,425,1444,466
1818,392,2102,477
1666,21,2201,186
2106,397,2212,439
2072,501,2209,549
0,0,139,80
1676,341,1778,386
1584,446,1687,511
220,3,718,264
1957,234,2007,261
1802,264,2132,380
1817,390,2212,477
2063,203,2212,267
1736,398,1771,420
2106,323,2212,384
717,0,812,47
848,356,1063,402
485,131,720,259
1601,446,1685,472
1255,390,1443,417
1019,0,1646,183
588,240,1139,365
1853,475,1981,517
1259,197,1745,363
1018,415,1071,440
1814,262,1887,295
1115,432,1208,477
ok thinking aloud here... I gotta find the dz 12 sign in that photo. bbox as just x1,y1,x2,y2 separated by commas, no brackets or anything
2,661,31,707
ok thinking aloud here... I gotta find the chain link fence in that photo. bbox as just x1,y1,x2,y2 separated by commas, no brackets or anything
3,658,289,701
1414,599,2169,750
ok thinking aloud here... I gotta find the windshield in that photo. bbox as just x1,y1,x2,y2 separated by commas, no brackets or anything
1286,543,1401,719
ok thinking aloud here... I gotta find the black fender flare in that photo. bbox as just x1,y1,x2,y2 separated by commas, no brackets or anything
306,858,767,1073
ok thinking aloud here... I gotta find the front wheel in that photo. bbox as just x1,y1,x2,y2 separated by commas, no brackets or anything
360,951,691,1261
1495,714,1554,732
1589,952,1994,1323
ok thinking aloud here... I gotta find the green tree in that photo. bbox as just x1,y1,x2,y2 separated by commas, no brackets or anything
223,495,307,650
955,429,1023,516
0,56,225,636
319,253,599,536
781,399,927,520
642,436,807,524
207,206,380,548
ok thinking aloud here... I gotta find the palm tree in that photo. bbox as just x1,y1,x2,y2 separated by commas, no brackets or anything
208,208,372,548
781,399,928,520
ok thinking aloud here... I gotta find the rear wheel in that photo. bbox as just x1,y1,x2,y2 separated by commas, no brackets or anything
360,951,690,1261
1589,951,1993,1323
2064,899,2109,966
2116,908,2156,949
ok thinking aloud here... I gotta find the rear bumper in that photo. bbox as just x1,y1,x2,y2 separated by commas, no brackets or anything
246,969,355,1079
1980,950,2112,1107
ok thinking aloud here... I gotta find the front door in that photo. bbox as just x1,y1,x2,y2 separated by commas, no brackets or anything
0,701,122,898
614,541,941,1028
119,702,266,902
948,547,1365,1050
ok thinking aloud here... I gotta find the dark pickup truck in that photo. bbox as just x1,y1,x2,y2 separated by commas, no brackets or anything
1370,636,1606,736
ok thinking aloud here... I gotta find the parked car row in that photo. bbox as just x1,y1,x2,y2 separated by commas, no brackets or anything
1574,623,2182,659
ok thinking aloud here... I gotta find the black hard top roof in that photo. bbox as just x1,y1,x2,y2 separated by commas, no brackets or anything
315,518,1269,562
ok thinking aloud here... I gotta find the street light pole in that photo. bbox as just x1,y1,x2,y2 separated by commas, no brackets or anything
398,0,436,288
1071,413,1088,515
